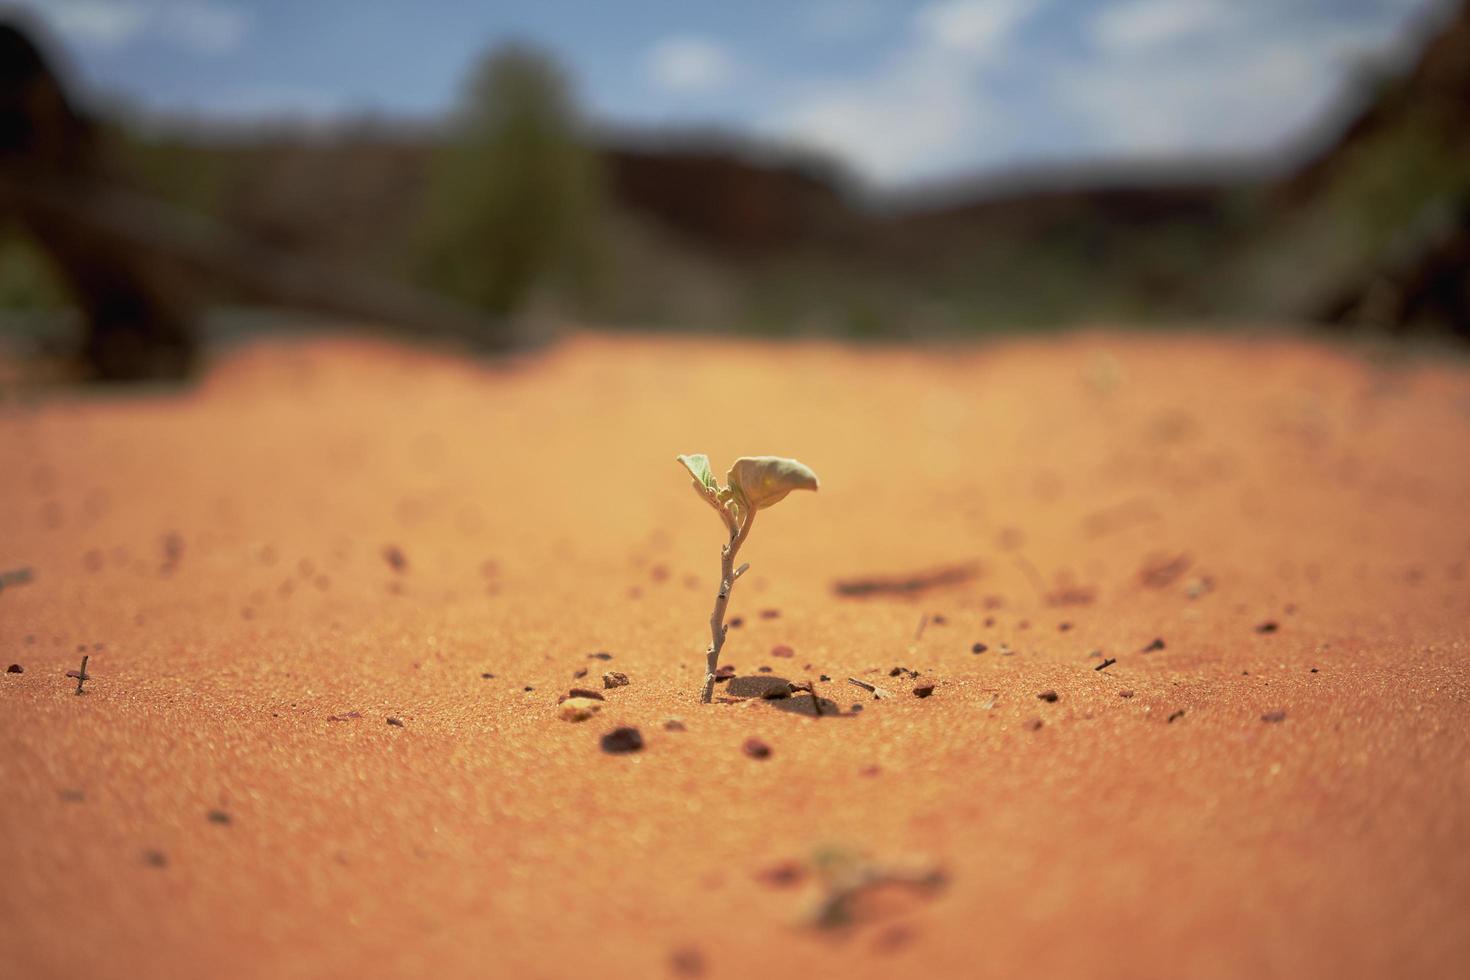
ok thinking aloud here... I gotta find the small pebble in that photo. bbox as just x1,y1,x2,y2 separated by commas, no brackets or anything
6,664,21,674
1255,621,1279,634
663,718,687,732
913,683,936,698
742,737,772,759
1142,638,1166,652
600,727,643,753
561,697,603,722
207,810,232,825
386,717,404,727
971,643,987,654
588,651,613,660
757,861,807,887
603,670,630,689
1119,689,1134,698
1261,709,1287,723
759,608,780,619
142,849,168,868
670,947,706,978
770,644,794,658
566,688,605,701
1037,690,1059,703
1024,718,1043,731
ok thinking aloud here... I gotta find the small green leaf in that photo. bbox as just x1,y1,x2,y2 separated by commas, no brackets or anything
726,456,820,511
676,454,718,491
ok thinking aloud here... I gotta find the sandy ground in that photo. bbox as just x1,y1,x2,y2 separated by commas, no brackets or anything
1,329,1468,980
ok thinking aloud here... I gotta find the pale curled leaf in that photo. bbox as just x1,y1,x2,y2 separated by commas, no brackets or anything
726,456,820,511
676,454,718,491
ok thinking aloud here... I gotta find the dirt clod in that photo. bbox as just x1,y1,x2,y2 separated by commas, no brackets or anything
599,727,643,754
602,671,630,689
742,737,772,759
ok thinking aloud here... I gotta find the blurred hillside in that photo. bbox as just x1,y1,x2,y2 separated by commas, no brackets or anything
3,2,1469,358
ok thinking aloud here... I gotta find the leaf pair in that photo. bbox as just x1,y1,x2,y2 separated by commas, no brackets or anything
677,454,820,524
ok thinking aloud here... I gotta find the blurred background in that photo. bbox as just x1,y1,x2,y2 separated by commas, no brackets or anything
1,0,1467,380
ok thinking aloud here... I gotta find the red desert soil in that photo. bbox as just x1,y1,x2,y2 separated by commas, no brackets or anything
2,331,1468,979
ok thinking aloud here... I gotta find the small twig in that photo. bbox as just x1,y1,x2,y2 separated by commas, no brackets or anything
69,655,90,695
913,614,929,640
847,677,892,699
1094,657,1117,671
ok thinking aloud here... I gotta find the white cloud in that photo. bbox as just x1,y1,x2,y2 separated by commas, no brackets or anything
644,35,738,94
915,0,1040,56
37,0,252,54
1089,0,1231,55
1061,10,1406,160
769,0,1043,182
43,1,149,47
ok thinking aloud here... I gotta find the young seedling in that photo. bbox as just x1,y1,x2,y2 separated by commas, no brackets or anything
676,454,819,703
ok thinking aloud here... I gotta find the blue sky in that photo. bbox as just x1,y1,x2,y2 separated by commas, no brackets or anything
12,0,1454,186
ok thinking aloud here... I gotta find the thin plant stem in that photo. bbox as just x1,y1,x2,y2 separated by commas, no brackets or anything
700,508,755,703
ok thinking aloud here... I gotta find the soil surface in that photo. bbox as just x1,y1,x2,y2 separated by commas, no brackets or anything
2,331,1468,979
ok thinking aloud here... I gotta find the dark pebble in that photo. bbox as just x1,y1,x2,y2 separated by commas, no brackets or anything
670,947,706,978
207,810,232,825
600,727,643,754
142,849,168,868
1255,621,1279,634
567,688,605,701
759,609,780,619
913,683,936,698
383,545,407,572
819,674,831,681
1261,710,1287,723
588,651,613,660
1167,709,1185,723
971,643,987,654
757,861,807,887
758,666,772,673
1037,690,1059,703
1119,689,1134,698
729,617,744,629
6,664,21,673
1142,638,1166,652
1024,718,1043,731
387,717,404,727
742,737,772,759
481,672,495,679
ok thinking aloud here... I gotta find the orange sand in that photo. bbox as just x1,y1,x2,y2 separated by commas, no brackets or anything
1,330,1468,979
